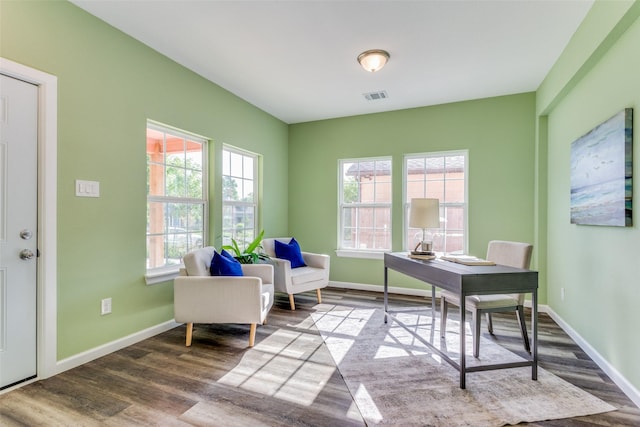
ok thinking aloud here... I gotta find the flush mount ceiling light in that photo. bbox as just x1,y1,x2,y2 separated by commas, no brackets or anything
357,49,390,73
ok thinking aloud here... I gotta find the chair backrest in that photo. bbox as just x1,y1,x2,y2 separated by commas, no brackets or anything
486,240,532,269
182,246,216,276
261,237,292,258
486,241,533,305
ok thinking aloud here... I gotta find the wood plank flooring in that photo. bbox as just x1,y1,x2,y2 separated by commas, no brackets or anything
1,288,639,426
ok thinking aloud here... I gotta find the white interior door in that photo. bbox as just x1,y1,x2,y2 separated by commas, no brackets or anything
0,74,38,389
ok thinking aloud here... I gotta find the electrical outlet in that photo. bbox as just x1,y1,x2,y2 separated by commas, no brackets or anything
101,298,112,315
560,288,565,302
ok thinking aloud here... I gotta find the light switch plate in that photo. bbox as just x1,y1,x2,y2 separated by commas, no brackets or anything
76,179,100,197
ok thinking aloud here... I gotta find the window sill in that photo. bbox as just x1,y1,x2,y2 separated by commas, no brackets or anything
145,266,182,285
335,250,387,260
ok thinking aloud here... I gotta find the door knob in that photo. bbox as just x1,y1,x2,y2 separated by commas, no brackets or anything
20,229,33,240
19,249,35,260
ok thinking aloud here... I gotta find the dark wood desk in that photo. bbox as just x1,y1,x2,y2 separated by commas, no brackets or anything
383,252,538,389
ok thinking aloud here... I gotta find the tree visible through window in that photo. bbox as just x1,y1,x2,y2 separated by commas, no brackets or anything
222,147,258,247
146,122,207,271
339,157,392,251
405,151,467,254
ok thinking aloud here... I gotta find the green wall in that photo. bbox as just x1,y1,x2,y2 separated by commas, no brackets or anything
3,0,639,397
0,0,289,359
288,93,537,293
538,1,640,394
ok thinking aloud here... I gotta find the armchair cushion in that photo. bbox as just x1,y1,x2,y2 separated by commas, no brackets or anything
290,265,325,285
274,237,306,268
210,250,243,276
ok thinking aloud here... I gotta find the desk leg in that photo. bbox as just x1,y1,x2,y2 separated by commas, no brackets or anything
384,266,389,324
532,288,538,380
459,292,466,389
431,286,436,316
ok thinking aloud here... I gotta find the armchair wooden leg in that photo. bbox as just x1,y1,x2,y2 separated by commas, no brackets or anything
316,288,322,304
249,323,257,347
186,322,193,347
288,294,296,311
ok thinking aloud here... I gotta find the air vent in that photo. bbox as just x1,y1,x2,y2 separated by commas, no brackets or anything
363,90,388,101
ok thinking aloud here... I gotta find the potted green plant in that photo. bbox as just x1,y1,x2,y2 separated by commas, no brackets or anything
222,229,270,264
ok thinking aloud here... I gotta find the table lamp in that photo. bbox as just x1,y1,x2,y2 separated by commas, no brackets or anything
409,198,440,254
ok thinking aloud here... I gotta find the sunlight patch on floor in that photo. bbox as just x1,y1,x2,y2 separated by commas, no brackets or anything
218,328,336,406
312,306,376,337
353,383,383,424
322,336,354,365
311,306,376,364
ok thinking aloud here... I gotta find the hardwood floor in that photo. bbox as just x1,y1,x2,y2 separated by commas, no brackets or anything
1,288,638,426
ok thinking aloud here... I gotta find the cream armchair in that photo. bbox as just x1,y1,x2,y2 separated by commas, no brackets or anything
262,237,330,311
173,246,274,347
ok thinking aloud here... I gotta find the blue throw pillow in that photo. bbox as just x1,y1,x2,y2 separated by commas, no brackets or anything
210,250,244,276
274,238,306,268
221,249,235,260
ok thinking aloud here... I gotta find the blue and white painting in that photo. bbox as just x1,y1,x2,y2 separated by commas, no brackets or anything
570,108,633,227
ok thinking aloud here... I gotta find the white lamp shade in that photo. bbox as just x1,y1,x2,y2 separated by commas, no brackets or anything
409,198,440,229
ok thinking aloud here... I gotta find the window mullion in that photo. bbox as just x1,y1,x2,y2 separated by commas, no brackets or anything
148,196,205,204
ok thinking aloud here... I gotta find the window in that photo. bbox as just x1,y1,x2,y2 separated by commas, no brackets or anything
338,157,392,253
146,122,207,274
222,146,258,247
405,151,467,254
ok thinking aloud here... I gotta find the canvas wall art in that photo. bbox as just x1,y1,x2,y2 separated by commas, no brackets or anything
570,108,633,227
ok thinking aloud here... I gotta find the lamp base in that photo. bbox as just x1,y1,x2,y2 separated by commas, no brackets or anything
413,241,434,255
411,250,435,256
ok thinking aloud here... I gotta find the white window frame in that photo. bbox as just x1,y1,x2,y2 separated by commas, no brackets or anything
221,145,259,247
145,121,208,284
403,150,468,255
337,156,392,260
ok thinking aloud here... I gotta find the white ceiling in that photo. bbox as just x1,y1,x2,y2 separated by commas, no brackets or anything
70,0,594,124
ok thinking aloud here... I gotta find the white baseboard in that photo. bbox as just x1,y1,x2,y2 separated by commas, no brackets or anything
330,280,433,298
522,299,551,314
545,307,640,408
55,320,180,376
329,281,639,408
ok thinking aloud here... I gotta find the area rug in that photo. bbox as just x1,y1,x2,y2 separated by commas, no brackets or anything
310,305,616,426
